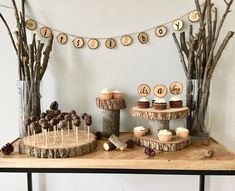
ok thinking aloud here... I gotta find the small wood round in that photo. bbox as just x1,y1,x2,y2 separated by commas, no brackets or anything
133,135,190,152
57,33,68,44
120,35,132,46
40,27,52,38
19,130,96,158
155,26,167,37
172,19,184,31
96,97,126,110
188,10,199,22
169,82,183,95
137,84,151,97
138,32,148,44
25,19,37,30
130,106,190,120
73,37,84,48
153,84,167,98
88,38,99,49
105,38,116,49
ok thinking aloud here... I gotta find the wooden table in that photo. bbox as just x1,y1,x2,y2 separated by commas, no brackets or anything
1,133,235,191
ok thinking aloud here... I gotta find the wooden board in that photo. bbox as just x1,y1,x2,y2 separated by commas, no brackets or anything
1,133,235,171
133,135,190,152
19,130,96,158
130,106,190,120
96,97,126,110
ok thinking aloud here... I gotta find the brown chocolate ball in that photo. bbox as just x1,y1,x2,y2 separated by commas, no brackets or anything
41,121,50,130
50,118,58,126
73,119,81,127
64,114,72,121
70,110,76,115
58,120,67,130
72,115,80,120
57,114,64,121
81,113,87,120
45,114,53,121
85,119,92,126
30,116,37,122
38,118,46,126
30,122,41,134
24,117,32,126
54,109,61,115
50,101,59,110
84,115,92,121
40,112,47,119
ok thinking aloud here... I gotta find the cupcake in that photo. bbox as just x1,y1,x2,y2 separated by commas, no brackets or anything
137,97,150,108
153,97,167,110
112,90,124,99
133,126,149,137
169,96,183,108
176,127,189,138
100,88,112,99
158,129,173,142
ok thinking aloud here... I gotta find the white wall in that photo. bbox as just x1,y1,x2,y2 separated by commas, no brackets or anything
0,0,235,190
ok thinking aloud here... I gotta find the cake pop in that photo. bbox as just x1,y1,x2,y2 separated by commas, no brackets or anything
57,113,64,121
81,113,88,131
50,101,59,110
70,110,76,115
24,117,32,137
84,115,92,140
40,112,47,119
30,122,41,134
54,109,61,116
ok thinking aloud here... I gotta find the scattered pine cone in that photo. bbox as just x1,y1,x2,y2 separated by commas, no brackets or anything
50,101,59,110
1,143,14,155
95,131,103,140
126,139,135,148
144,147,156,157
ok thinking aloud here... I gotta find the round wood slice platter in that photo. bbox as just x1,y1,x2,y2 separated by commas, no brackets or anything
133,135,190,152
19,130,97,158
130,106,190,120
96,97,126,110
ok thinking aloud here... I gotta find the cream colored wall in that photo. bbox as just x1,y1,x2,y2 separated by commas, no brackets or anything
0,0,235,190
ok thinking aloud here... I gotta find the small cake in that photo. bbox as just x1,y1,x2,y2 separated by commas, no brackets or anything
158,129,173,142
133,126,149,137
169,96,183,108
153,97,167,110
100,88,112,100
112,90,124,99
137,97,150,108
176,127,189,137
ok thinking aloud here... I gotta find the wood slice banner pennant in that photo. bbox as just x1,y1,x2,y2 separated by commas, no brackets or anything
172,19,184,31
154,84,167,98
57,33,68,44
188,10,199,22
137,84,151,97
40,27,52,38
73,37,84,48
169,82,183,95
25,19,37,30
138,32,148,44
105,38,116,49
88,38,99,49
121,35,132,46
155,26,167,37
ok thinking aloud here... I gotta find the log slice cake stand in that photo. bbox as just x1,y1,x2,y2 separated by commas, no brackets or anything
130,106,191,152
96,97,126,137
19,130,97,158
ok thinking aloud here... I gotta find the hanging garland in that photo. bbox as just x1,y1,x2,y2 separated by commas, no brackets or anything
0,4,203,50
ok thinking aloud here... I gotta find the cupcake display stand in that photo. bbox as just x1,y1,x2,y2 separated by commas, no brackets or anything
130,106,190,151
96,97,126,137
19,130,97,158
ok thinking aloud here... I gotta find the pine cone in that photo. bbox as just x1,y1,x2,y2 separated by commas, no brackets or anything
144,147,156,157
1,143,14,155
95,131,103,140
126,139,135,148
50,101,59,110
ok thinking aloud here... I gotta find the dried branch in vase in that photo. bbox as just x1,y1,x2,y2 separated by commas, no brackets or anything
172,0,234,137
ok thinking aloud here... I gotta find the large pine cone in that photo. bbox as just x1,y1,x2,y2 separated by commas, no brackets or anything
1,143,14,155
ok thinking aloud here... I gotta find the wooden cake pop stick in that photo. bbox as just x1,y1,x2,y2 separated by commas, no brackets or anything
33,130,36,146
61,128,64,148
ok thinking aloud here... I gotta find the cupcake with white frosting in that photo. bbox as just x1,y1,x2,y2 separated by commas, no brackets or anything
112,90,124,99
158,129,173,142
133,126,149,137
176,127,189,137
137,97,150,108
100,88,112,99
169,96,183,108
153,97,167,110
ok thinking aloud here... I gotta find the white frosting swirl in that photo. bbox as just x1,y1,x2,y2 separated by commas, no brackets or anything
101,88,111,94
158,129,172,136
153,97,166,103
133,126,145,131
169,96,182,101
176,127,189,132
112,90,122,93
138,97,149,102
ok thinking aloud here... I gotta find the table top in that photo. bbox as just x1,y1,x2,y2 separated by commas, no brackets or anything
0,133,235,171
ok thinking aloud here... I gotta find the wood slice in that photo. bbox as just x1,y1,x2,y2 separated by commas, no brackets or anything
188,10,199,22
96,97,126,110
133,135,190,152
25,19,37,30
120,35,132,46
105,38,116,49
172,19,184,31
40,27,52,38
169,82,183,95
138,32,148,44
130,106,190,120
153,84,167,98
73,37,84,48
155,26,167,37
57,33,68,44
88,38,99,49
19,130,97,158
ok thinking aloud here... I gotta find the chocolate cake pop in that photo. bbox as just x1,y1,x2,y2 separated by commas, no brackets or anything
38,118,46,126
72,114,80,120
40,112,47,119
30,116,37,122
73,119,81,127
57,113,64,121
84,115,92,126
58,120,67,130
45,114,53,121
41,121,50,130
64,114,72,121
81,113,87,120
50,101,59,110
50,118,58,126
24,117,32,126
70,110,76,115
30,122,41,134
54,109,61,115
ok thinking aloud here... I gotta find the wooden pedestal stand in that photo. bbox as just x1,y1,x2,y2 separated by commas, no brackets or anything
96,97,126,137
19,130,97,158
130,106,191,152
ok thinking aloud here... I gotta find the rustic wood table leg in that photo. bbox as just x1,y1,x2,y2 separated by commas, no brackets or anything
199,175,205,191
149,120,170,136
27,172,33,191
102,110,120,137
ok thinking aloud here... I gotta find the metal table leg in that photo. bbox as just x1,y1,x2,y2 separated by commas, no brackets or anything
199,175,205,191
27,172,33,191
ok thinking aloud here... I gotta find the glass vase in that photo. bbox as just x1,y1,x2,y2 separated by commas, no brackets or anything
18,80,42,137
186,79,211,140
